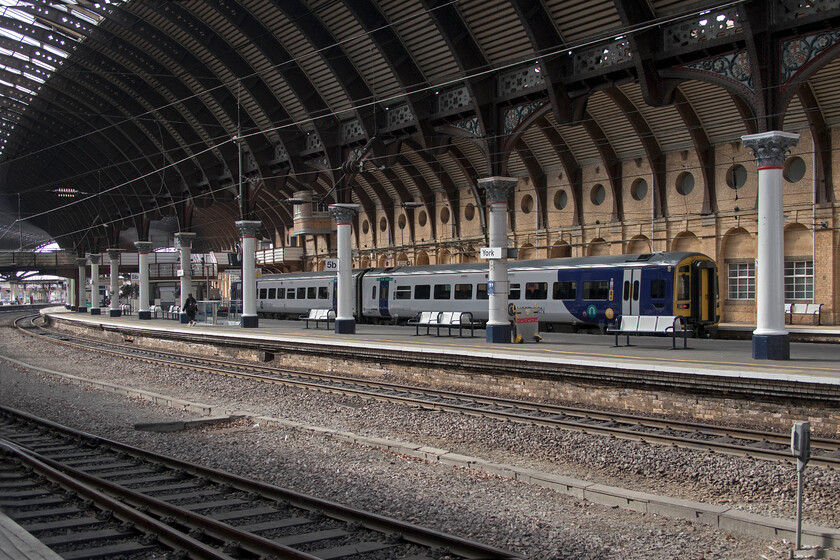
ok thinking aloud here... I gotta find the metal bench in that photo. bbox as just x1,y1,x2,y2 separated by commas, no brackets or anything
162,305,180,319
408,311,476,337
298,308,335,329
607,315,688,348
786,303,822,325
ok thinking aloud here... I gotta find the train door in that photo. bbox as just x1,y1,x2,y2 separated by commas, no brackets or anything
378,279,390,317
621,268,642,316
692,260,718,323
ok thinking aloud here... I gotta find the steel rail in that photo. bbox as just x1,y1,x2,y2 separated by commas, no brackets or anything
0,438,237,560
1,405,522,560
14,315,840,468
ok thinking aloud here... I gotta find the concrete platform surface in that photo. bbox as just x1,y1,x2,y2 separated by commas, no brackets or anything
44,308,840,388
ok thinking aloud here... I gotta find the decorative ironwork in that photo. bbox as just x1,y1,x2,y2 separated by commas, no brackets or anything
742,131,800,168
386,103,414,128
574,38,632,74
450,117,481,136
341,119,365,142
504,101,546,137
437,85,470,113
778,0,840,22
306,132,323,152
781,30,840,84
664,8,741,50
478,177,518,203
498,64,545,96
683,50,753,91
273,143,288,162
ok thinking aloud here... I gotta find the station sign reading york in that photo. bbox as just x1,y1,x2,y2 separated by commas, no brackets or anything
480,247,505,259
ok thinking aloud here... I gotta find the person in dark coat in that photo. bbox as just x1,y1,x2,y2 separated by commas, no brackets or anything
185,293,198,325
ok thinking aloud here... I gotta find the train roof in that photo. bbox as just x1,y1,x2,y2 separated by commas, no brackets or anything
258,252,709,281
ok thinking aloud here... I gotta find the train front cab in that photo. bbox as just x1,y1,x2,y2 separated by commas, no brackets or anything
674,255,719,336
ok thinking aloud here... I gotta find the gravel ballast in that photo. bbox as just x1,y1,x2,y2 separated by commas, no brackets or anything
1,317,837,559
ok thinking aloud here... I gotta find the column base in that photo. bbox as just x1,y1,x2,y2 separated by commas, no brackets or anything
241,315,259,328
335,318,356,334
753,333,790,360
76,307,87,313
90,308,101,316
180,313,189,324
486,323,511,343
109,309,122,318
138,310,151,320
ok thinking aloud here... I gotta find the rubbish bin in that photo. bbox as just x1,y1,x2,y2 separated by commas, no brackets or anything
513,306,541,343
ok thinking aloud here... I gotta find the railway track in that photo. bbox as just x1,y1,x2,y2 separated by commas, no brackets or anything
14,314,840,469
0,406,520,559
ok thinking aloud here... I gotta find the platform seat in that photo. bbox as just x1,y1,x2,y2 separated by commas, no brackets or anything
409,311,476,337
786,302,822,325
607,315,688,349
299,308,334,329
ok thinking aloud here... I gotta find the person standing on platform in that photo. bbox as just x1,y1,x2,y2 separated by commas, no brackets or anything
185,293,198,326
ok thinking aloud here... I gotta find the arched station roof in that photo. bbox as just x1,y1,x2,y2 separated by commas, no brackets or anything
1,0,839,253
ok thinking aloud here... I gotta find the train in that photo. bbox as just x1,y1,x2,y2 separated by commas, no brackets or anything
250,252,720,335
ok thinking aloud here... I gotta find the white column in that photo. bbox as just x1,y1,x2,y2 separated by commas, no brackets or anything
89,254,101,315
329,204,359,334
67,278,75,309
76,258,87,313
106,249,123,317
235,220,261,328
175,232,197,324
135,241,153,320
742,131,800,360
479,177,518,343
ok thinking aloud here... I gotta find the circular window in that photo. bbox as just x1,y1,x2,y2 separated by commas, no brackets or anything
398,214,406,230
362,220,370,234
554,190,568,210
440,206,450,224
726,164,747,189
676,172,694,196
418,210,427,227
379,217,387,232
520,194,534,214
464,203,475,221
631,179,648,201
590,184,605,206
784,156,806,183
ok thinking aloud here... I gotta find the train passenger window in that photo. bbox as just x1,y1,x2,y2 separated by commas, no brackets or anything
318,286,328,299
287,289,295,299
307,287,316,299
259,288,267,299
510,284,521,299
415,285,430,299
395,286,412,300
552,281,576,300
476,284,489,300
454,284,472,300
633,281,640,301
276,288,284,299
583,280,609,300
525,282,547,300
371,286,377,300
677,273,690,300
297,287,306,299
268,288,276,299
434,284,451,299
650,280,666,299
623,281,630,300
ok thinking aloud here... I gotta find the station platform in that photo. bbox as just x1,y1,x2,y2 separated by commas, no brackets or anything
41,308,840,392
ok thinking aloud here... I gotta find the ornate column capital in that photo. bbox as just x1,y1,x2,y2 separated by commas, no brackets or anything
741,131,800,168
235,220,262,238
134,241,153,254
106,248,124,260
76,257,87,266
174,232,196,250
478,176,518,203
329,203,359,224
88,254,101,265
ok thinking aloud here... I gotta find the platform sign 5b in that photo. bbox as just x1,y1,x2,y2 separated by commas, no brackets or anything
480,247,505,259
324,258,339,271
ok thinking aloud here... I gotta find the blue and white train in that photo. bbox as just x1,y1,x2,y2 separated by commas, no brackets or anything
253,252,720,335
